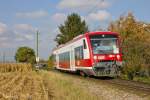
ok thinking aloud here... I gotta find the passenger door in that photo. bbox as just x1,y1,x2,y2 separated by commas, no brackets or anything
83,39,90,59
70,46,75,71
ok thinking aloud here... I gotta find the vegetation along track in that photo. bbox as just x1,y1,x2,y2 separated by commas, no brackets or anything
53,69,150,98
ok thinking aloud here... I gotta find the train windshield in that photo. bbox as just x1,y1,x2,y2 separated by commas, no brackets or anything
90,34,119,54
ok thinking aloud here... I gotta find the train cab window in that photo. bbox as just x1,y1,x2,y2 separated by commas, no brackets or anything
83,39,87,49
90,34,119,54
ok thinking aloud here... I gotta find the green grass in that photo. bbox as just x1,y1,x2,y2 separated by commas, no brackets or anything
120,74,150,84
134,77,150,84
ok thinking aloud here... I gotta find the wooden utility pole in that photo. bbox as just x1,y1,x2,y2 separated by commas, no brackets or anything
36,31,39,64
37,31,39,59
36,31,39,63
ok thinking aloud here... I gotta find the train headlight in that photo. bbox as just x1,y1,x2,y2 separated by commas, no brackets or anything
109,54,115,57
109,55,113,57
116,55,120,59
94,56,97,60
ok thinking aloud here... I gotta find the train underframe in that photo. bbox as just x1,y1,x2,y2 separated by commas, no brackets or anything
78,61,122,77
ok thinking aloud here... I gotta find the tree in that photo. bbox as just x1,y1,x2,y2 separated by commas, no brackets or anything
108,12,150,79
55,13,89,45
15,47,36,64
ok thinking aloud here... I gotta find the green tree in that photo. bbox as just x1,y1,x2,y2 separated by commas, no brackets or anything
108,12,150,79
55,13,89,45
15,47,36,64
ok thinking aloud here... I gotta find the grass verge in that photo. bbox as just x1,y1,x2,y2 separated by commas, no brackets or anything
39,70,100,100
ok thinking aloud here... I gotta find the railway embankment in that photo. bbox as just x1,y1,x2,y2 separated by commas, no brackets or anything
39,70,150,100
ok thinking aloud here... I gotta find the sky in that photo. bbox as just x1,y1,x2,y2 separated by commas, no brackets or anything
0,0,150,61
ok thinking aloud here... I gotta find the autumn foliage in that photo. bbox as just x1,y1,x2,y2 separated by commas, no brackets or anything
108,12,150,79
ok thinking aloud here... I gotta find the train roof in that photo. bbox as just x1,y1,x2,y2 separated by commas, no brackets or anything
52,31,119,52
86,31,118,35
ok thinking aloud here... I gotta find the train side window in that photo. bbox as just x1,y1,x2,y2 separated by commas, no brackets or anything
83,39,87,49
58,52,70,67
75,46,83,60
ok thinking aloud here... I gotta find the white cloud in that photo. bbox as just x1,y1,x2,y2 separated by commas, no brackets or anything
57,0,110,9
87,10,111,21
14,24,36,32
14,37,25,42
0,22,36,48
0,42,10,47
15,35,33,41
52,13,67,24
14,24,36,41
0,22,7,35
24,34,34,40
0,37,8,41
16,10,48,19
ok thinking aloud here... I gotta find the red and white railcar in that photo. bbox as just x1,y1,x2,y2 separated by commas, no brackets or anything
52,31,123,77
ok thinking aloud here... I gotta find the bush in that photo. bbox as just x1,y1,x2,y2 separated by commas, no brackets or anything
127,71,134,80
47,55,55,69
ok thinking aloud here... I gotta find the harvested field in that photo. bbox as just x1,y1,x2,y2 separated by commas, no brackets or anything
0,72,52,100
0,63,32,73
0,63,52,100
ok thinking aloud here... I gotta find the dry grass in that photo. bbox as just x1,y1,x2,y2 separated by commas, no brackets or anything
39,70,150,100
0,63,32,73
0,72,52,100
0,63,52,100
0,63,147,100
0,63,98,100
40,71,100,100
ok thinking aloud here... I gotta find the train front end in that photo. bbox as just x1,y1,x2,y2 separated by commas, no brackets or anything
88,32,123,77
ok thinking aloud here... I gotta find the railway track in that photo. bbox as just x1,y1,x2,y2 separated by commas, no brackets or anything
104,78,150,92
100,78,150,98
52,69,150,97
90,78,150,98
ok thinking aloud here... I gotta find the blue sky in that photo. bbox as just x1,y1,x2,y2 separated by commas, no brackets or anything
0,0,150,61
